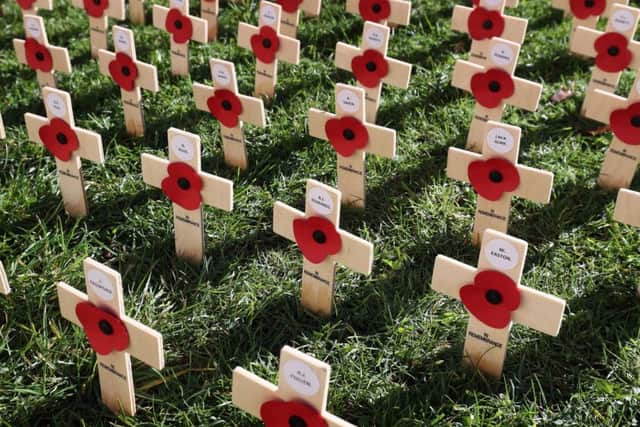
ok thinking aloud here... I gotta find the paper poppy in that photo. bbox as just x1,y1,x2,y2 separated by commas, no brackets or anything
75,301,130,356
470,68,515,109
293,216,342,264
83,0,109,18
609,102,640,146
165,8,193,44
17,0,37,10
351,49,389,88
161,162,203,211
325,116,369,157
250,25,280,64
38,118,80,162
358,0,391,23
24,38,53,73
206,89,243,128
467,157,520,201
569,0,606,19
277,0,303,13
108,52,139,92
260,400,328,427
594,32,632,73
459,270,520,329
467,6,505,41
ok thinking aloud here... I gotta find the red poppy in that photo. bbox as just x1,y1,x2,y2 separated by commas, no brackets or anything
293,216,342,264
467,6,505,41
206,89,243,128
594,32,632,73
161,162,203,210
24,38,53,73
351,49,389,88
83,0,109,18
75,301,130,356
261,400,328,427
470,68,515,109
17,0,37,10
459,270,520,329
250,26,280,64
38,118,80,162
609,102,640,146
569,0,606,19
108,52,139,92
358,0,391,23
277,0,303,13
325,116,369,157
165,8,194,44
467,157,520,201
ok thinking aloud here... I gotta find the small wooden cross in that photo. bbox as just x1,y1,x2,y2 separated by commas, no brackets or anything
129,0,145,24
97,25,159,136
24,87,104,218
200,0,219,41
308,83,396,208
570,4,640,115
192,58,266,170
615,188,640,226
553,0,628,46
452,37,542,152
273,0,322,38
273,179,374,316
152,0,208,76
345,0,411,29
232,345,354,427
0,261,10,295
335,21,412,123
57,258,164,416
447,120,553,244
15,0,52,16
431,228,566,378
13,15,72,90
451,0,528,64
71,0,125,58
141,127,233,264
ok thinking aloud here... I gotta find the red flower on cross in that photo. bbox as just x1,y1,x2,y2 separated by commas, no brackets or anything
351,49,389,88
108,52,139,91
75,301,130,355
25,38,53,73
470,68,515,108
293,216,342,264
251,26,281,64
38,118,80,162
161,162,203,210
467,157,520,201
206,89,243,128
325,116,369,157
261,400,328,427
459,270,521,329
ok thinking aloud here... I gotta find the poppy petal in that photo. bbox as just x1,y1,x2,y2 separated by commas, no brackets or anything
277,0,303,13
83,0,109,18
351,49,389,88
569,0,606,19
468,157,520,201
293,216,342,264
108,52,139,91
470,68,515,109
25,38,54,73
161,162,203,210
261,400,329,427
610,102,640,146
358,0,391,23
594,32,632,73
250,26,280,64
325,116,369,157
206,89,243,128
166,8,194,44
459,270,520,329
467,6,505,41
38,118,80,162
75,301,130,355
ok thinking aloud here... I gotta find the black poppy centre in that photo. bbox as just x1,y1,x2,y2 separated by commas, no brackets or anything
488,80,501,93
36,51,45,62
366,61,377,72
483,19,494,30
371,3,382,13
288,415,307,427
584,0,595,8
342,128,355,141
631,115,640,128
56,133,68,145
178,177,191,190
485,289,503,305
98,319,114,335
608,46,620,57
175,19,183,30
312,230,327,244
121,65,131,77
489,170,503,183
93,0,101,5
262,38,272,49
222,100,232,111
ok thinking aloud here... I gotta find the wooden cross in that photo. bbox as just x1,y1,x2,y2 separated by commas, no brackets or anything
0,261,10,295
452,37,542,152
129,0,145,24
24,87,104,218
57,258,164,416
232,345,354,427
237,1,301,98
274,0,321,38
152,0,208,76
141,127,233,264
345,0,411,29
15,0,52,16
97,25,159,136
192,58,266,170
570,4,640,115
335,21,412,123
273,179,374,316
201,0,220,41
615,188,640,227
308,83,396,208
553,0,628,46
447,120,553,244
451,0,527,64
71,0,125,58
431,228,566,377
13,15,72,90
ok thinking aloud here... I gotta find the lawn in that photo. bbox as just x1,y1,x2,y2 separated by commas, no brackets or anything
1,0,640,425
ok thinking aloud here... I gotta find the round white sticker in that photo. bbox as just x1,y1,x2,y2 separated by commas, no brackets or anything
26,17,42,39
490,43,514,67
283,360,320,397
365,28,385,49
46,93,67,118
170,0,185,8
486,127,515,154
87,269,114,301
261,5,278,26
309,187,333,216
611,10,635,33
481,0,502,9
484,239,519,271
213,64,231,86
171,135,195,161
337,89,360,114
114,29,131,53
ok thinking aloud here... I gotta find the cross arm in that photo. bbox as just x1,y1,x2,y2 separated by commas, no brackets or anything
446,147,480,184
273,201,304,243
513,165,553,203
333,231,373,275
509,77,542,112
193,83,266,126
200,173,233,211
583,89,626,124
511,286,565,336
232,367,278,418
300,0,322,16
141,153,167,190
238,23,300,65
335,43,412,89
346,0,411,26
431,255,476,299
13,40,72,74
451,59,481,93
75,128,105,164
25,112,48,143
615,188,640,226
98,50,159,92
569,26,599,57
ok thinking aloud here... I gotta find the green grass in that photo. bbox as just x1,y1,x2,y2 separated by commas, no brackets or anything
1,0,640,425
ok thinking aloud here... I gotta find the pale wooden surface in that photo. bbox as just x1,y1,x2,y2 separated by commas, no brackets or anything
71,0,125,57
201,0,219,41
346,0,411,27
129,0,145,24
615,189,640,226
19,0,53,16
0,261,10,295
0,114,5,139
278,0,321,37
552,0,628,46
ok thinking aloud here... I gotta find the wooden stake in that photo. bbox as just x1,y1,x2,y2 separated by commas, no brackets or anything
273,179,374,316
274,0,322,38
200,0,219,41
57,258,164,416
97,25,159,136
431,228,566,378
308,83,396,207
447,120,553,244
71,0,126,58
152,0,208,76
141,128,233,264
15,0,52,17
192,58,266,169
335,21,412,123
129,0,145,24
345,0,410,29
24,87,104,218
615,188,640,227
552,0,628,47
232,345,355,426
0,261,10,295
237,1,301,98
0,113,5,139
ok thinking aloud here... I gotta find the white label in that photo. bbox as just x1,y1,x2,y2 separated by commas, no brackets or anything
114,29,131,53
283,360,320,397
481,0,502,8
309,187,333,216
261,5,278,26
170,0,185,8
26,17,42,39
484,239,519,271
365,28,385,49
46,93,67,118
490,43,514,66
171,135,195,161
87,269,114,301
337,89,360,114
611,10,635,33
212,64,231,86
635,80,640,95
486,127,514,154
